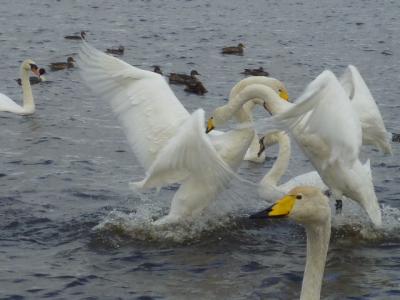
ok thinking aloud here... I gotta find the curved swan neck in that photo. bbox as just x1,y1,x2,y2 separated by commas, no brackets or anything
260,132,291,186
301,220,331,300
20,66,35,112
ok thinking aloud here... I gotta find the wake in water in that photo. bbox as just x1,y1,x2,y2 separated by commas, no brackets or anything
93,176,400,244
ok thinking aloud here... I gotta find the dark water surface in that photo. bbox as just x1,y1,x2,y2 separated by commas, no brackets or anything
0,0,400,299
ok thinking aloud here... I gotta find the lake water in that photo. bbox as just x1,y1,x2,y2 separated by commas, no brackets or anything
0,0,399,299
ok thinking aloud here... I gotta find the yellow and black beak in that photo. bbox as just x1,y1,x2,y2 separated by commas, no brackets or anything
206,117,215,134
279,89,289,101
250,195,296,219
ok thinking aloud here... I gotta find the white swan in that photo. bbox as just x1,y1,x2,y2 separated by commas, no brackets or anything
77,40,284,225
257,131,327,200
339,65,392,154
229,76,290,163
0,59,41,115
250,186,331,300
272,70,382,226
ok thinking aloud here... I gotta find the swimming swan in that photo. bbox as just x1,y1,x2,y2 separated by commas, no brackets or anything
272,70,381,226
250,186,331,300
0,59,41,115
77,40,283,225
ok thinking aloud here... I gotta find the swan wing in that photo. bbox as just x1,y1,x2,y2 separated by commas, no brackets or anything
78,40,190,171
132,109,236,190
339,65,392,154
0,93,24,114
273,70,362,167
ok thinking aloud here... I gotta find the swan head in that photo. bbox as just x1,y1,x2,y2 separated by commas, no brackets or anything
250,186,330,226
21,59,40,76
206,105,232,133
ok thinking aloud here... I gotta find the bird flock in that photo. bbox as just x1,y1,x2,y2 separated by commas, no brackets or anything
0,33,397,300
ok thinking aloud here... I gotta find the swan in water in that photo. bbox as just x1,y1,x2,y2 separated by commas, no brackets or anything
257,131,327,200
250,186,331,300
0,59,41,115
77,40,285,225
272,70,382,226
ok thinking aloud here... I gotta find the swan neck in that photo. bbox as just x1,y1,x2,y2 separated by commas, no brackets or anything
260,132,291,186
301,220,331,300
20,67,35,111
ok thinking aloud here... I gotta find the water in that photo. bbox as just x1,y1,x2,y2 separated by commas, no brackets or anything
0,0,400,299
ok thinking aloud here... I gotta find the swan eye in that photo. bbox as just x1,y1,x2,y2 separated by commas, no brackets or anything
296,194,302,200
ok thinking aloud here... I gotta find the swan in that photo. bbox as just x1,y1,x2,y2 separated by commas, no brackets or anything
209,76,290,163
77,40,284,225
250,186,331,300
272,70,382,226
0,59,41,115
339,65,392,154
257,131,327,200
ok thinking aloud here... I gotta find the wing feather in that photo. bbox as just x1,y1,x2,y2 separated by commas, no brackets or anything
78,40,190,170
273,70,362,167
131,109,237,190
339,65,392,154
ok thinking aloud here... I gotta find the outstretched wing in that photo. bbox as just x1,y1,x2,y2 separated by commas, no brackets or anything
78,40,190,171
339,65,392,154
273,70,362,168
132,109,237,190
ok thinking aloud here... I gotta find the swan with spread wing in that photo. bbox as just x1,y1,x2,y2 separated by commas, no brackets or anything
272,70,382,226
78,40,288,225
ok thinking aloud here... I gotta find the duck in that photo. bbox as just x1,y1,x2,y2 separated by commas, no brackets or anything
0,59,41,115
250,186,331,300
64,31,86,40
271,70,382,226
15,68,46,85
392,132,400,142
77,39,287,225
184,80,208,95
241,67,269,76
106,45,125,55
49,57,75,71
221,43,245,55
153,65,163,75
168,70,200,85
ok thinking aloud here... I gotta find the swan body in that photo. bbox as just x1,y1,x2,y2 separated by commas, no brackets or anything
78,40,282,225
272,70,381,226
258,131,327,200
339,65,392,154
0,59,40,115
251,186,331,300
